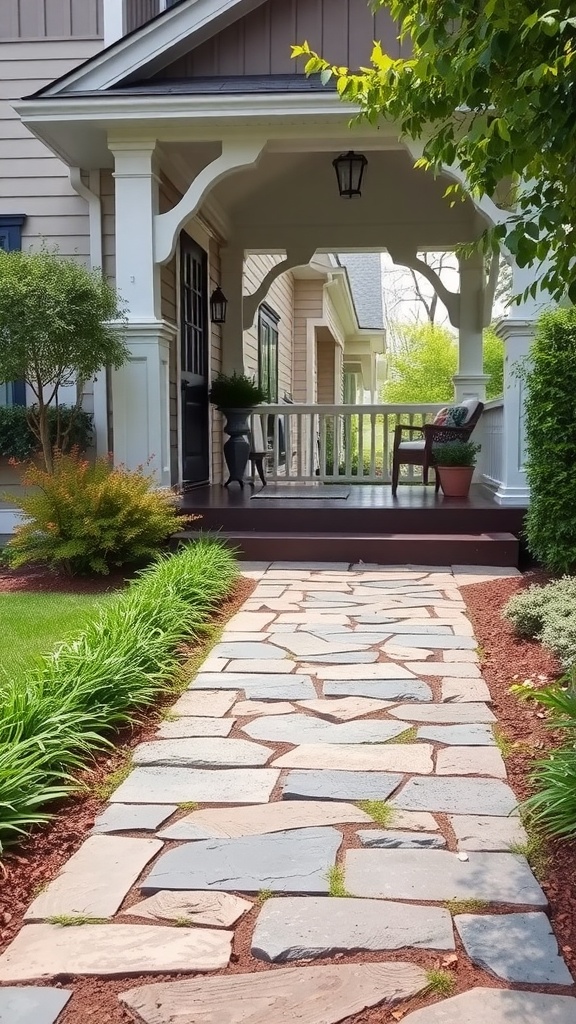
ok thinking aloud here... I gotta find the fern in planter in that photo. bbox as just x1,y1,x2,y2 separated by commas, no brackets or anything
209,372,267,409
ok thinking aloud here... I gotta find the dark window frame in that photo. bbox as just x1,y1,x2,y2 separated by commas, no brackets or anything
258,304,280,404
0,215,26,406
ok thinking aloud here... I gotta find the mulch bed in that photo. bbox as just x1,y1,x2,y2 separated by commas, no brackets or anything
0,563,136,594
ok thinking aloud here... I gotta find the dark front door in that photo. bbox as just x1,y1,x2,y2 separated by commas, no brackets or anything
180,235,209,487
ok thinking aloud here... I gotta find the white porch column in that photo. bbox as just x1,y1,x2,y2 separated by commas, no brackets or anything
109,139,172,486
454,253,489,401
220,245,245,375
103,0,125,46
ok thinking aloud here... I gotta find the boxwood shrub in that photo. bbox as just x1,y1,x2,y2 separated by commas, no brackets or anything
0,404,92,461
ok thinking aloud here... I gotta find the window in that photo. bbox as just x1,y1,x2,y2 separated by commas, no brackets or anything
0,216,26,407
258,305,279,403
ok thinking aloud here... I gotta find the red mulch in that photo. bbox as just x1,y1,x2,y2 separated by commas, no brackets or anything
0,563,134,594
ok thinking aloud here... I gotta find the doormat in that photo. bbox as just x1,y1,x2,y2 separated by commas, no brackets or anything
251,486,351,500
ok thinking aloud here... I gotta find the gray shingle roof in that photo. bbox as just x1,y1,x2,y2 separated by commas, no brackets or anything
337,253,384,330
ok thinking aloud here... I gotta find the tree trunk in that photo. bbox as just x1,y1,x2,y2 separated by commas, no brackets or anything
37,402,53,473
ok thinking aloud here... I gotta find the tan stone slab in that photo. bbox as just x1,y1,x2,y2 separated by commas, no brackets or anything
232,700,295,716
310,664,415,680
171,691,237,717
119,962,429,1024
226,612,276,631
390,810,439,832
156,718,234,739
220,632,272,642
159,800,372,841
441,678,492,702
197,657,229,672
384,645,434,661
122,891,252,926
410,663,481,678
272,743,434,774
352,608,431,620
277,614,351,624
436,747,507,778
443,650,480,663
0,924,231,981
245,601,301,612
390,703,496,724
24,836,162,921
224,660,295,674
296,697,395,721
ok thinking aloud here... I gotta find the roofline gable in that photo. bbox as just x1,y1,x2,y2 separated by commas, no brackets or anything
36,0,268,97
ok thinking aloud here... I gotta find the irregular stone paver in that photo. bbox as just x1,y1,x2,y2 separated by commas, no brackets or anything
390,810,439,831
155,717,234,738
346,849,546,904
252,897,454,962
301,652,379,664
119,962,429,1024
225,659,295,673
323,680,432,701
231,699,295,716
308,631,392,645
93,804,176,834
0,986,72,1024
111,767,279,805
455,913,573,985
314,664,416,679
0,924,231,981
282,770,403,801
273,743,434,774
211,641,288,659
441,678,492,702
392,777,518,816
226,612,276,630
400,987,576,1024
371,623,455,635
170,691,237,717
159,800,371,840
418,725,496,746
384,643,434,661
443,649,480,663
436,746,507,778
296,696,395,720
411,662,481,678
390,703,496,723
141,827,342,895
271,634,372,656
243,714,411,745
449,814,528,851
193,673,316,699
357,830,447,849
132,737,272,768
388,634,476,649
122,891,252,927
24,835,162,921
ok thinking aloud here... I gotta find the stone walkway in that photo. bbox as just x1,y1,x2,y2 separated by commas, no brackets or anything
1,562,576,1024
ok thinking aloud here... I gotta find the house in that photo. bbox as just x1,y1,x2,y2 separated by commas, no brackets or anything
0,0,537,560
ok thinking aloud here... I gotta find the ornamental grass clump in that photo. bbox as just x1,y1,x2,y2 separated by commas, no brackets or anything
6,449,196,575
504,577,576,668
0,539,238,851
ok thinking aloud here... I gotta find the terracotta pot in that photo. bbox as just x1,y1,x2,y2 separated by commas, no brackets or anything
437,465,474,498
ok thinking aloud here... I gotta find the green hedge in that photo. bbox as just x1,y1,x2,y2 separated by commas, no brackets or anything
0,404,93,461
0,539,238,852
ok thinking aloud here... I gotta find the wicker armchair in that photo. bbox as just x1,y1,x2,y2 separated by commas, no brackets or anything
391,402,484,496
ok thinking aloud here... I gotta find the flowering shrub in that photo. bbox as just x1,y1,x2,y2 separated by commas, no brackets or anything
6,450,197,575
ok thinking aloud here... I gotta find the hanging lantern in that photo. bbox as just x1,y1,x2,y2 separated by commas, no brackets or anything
333,151,368,198
210,286,228,324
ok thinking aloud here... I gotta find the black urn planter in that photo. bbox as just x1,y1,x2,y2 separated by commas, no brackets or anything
221,407,253,488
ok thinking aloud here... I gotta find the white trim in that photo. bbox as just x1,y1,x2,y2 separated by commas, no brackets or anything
103,0,126,47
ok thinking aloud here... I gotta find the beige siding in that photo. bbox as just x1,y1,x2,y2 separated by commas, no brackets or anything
209,237,223,485
0,38,102,257
243,254,294,400
0,1,102,40
316,329,337,404
292,278,323,402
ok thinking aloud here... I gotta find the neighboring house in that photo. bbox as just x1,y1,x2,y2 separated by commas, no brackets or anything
0,0,539,525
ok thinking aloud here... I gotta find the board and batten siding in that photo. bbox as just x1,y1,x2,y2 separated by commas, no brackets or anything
243,255,294,400
0,1,102,39
156,0,406,79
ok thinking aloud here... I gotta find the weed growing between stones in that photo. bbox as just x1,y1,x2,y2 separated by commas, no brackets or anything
358,800,394,827
91,756,133,801
178,802,199,812
493,727,514,758
425,969,456,997
46,916,107,926
444,898,489,915
509,815,550,879
327,865,351,898
389,726,418,744
256,889,273,904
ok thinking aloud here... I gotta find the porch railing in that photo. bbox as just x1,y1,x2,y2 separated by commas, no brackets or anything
250,404,446,484
480,398,504,488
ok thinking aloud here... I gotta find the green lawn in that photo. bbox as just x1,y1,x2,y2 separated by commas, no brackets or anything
0,591,111,677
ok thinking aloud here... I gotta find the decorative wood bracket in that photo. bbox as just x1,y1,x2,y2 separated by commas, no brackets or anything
388,246,461,327
242,246,316,329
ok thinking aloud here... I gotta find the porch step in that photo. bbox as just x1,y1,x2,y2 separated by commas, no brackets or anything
176,531,519,566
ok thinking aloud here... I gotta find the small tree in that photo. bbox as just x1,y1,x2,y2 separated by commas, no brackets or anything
0,248,127,471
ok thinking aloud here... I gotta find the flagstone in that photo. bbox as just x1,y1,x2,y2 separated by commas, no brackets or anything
252,896,454,962
250,586,288,598
198,657,229,672
158,800,371,841
119,962,429,1024
224,659,296,673
268,634,372,657
93,804,176,834
409,662,481,677
402,988,576,1024
353,610,431,621
311,631,392,645
323,679,432,701
211,642,286,660
436,746,507,778
390,809,440,830
192,673,316,699
0,986,72,1024
455,912,573,985
387,634,477,649
110,767,279,805
296,696,394,720
441,678,491,701
132,737,273,769
300,651,380,664
392,777,519,816
442,649,480,663
282,770,403,801
231,700,295,716
0,924,231,981
345,849,546,905
390,703,496,723
271,562,351,570
417,725,496,746
272,743,434,774
449,814,528,851
171,691,237,717
122,891,252,927
277,613,351,624
384,644,434,661
156,717,234,738
357,830,447,849
226,612,276,631
246,600,301,611
314,663,416,679
24,835,162,921
141,827,342,895
364,622,454,635
243,714,412,746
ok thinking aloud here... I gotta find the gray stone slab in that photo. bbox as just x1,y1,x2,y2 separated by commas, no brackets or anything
455,913,572,985
282,770,403,801
388,634,476,649
308,632,392,646
142,827,342,895
156,717,234,738
160,801,371,841
449,814,528,851
122,891,252,927
132,737,272,768
390,703,496,723
243,714,412,745
323,680,433,701
93,804,176,834
441,678,491,702
252,896,455,962
417,725,496,746
211,642,288,659
301,652,379,663
0,987,72,1024
357,830,446,849
192,673,316,699
366,623,454,635
110,767,279,805
392,777,519,816
436,746,507,777
296,697,394,720
401,988,576,1024
346,849,547,905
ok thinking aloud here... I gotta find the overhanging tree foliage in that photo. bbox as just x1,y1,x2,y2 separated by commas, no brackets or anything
293,1,576,302
0,249,127,471
383,323,503,403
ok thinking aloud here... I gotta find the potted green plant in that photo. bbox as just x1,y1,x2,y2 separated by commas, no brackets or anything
209,372,267,487
434,440,481,498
